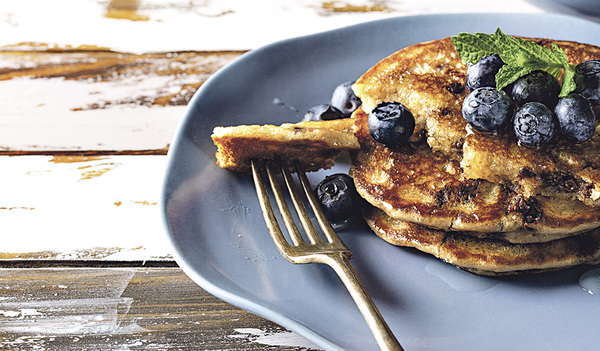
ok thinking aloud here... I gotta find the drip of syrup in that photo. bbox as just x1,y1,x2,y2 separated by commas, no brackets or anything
425,260,497,292
578,267,600,295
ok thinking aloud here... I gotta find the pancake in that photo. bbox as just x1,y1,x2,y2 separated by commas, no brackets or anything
363,205,600,276
352,36,600,206
212,118,359,173
350,107,600,235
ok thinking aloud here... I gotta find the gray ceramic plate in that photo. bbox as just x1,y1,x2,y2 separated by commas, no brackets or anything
162,13,600,351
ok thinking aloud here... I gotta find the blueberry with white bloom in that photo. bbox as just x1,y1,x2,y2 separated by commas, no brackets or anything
462,87,514,133
368,101,415,148
315,174,362,223
554,93,596,143
510,70,561,108
466,53,505,91
575,59,600,105
331,81,362,117
514,102,556,148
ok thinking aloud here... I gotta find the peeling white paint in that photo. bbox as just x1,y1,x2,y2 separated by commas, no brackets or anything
232,327,324,350
0,156,171,259
0,77,184,152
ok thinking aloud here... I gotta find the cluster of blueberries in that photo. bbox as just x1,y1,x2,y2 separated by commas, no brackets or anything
463,55,600,148
302,82,364,224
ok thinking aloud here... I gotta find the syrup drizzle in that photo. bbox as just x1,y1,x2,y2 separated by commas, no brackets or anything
578,267,600,295
425,260,497,292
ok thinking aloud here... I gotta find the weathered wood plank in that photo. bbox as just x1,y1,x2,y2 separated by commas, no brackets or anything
0,267,323,350
0,49,242,153
0,155,172,261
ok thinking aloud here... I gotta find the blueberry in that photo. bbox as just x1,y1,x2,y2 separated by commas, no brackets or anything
554,93,596,143
510,70,561,108
315,174,361,222
575,59,600,105
462,87,514,133
466,53,505,91
331,81,362,117
302,104,344,122
513,102,556,148
368,101,415,148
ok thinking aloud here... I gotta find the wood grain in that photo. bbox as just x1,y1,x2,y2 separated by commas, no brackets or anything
0,267,322,350
0,45,244,110
0,45,244,94
0,47,244,153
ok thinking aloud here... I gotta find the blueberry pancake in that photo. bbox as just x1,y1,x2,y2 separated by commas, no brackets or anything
350,107,600,236
352,36,600,206
363,205,600,276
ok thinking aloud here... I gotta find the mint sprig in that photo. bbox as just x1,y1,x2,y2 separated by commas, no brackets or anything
451,28,576,97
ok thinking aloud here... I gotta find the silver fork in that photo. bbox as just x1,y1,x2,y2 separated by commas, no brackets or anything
251,159,403,351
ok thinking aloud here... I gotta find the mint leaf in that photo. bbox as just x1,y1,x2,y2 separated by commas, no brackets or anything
552,43,578,97
495,64,535,91
451,32,501,64
491,28,517,53
561,67,577,97
451,28,577,97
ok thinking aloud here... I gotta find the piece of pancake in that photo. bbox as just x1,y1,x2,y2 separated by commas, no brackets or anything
352,36,600,206
350,107,600,235
212,118,359,173
363,205,600,276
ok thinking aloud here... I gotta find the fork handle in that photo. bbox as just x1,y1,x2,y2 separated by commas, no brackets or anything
324,253,403,351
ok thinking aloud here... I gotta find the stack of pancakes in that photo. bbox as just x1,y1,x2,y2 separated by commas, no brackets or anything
351,37,600,275
213,36,600,275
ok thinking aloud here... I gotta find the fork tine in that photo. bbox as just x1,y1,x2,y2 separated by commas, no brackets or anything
250,159,293,251
278,162,325,246
263,160,307,247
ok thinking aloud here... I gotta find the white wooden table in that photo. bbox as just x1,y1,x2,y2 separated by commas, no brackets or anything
0,0,594,349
